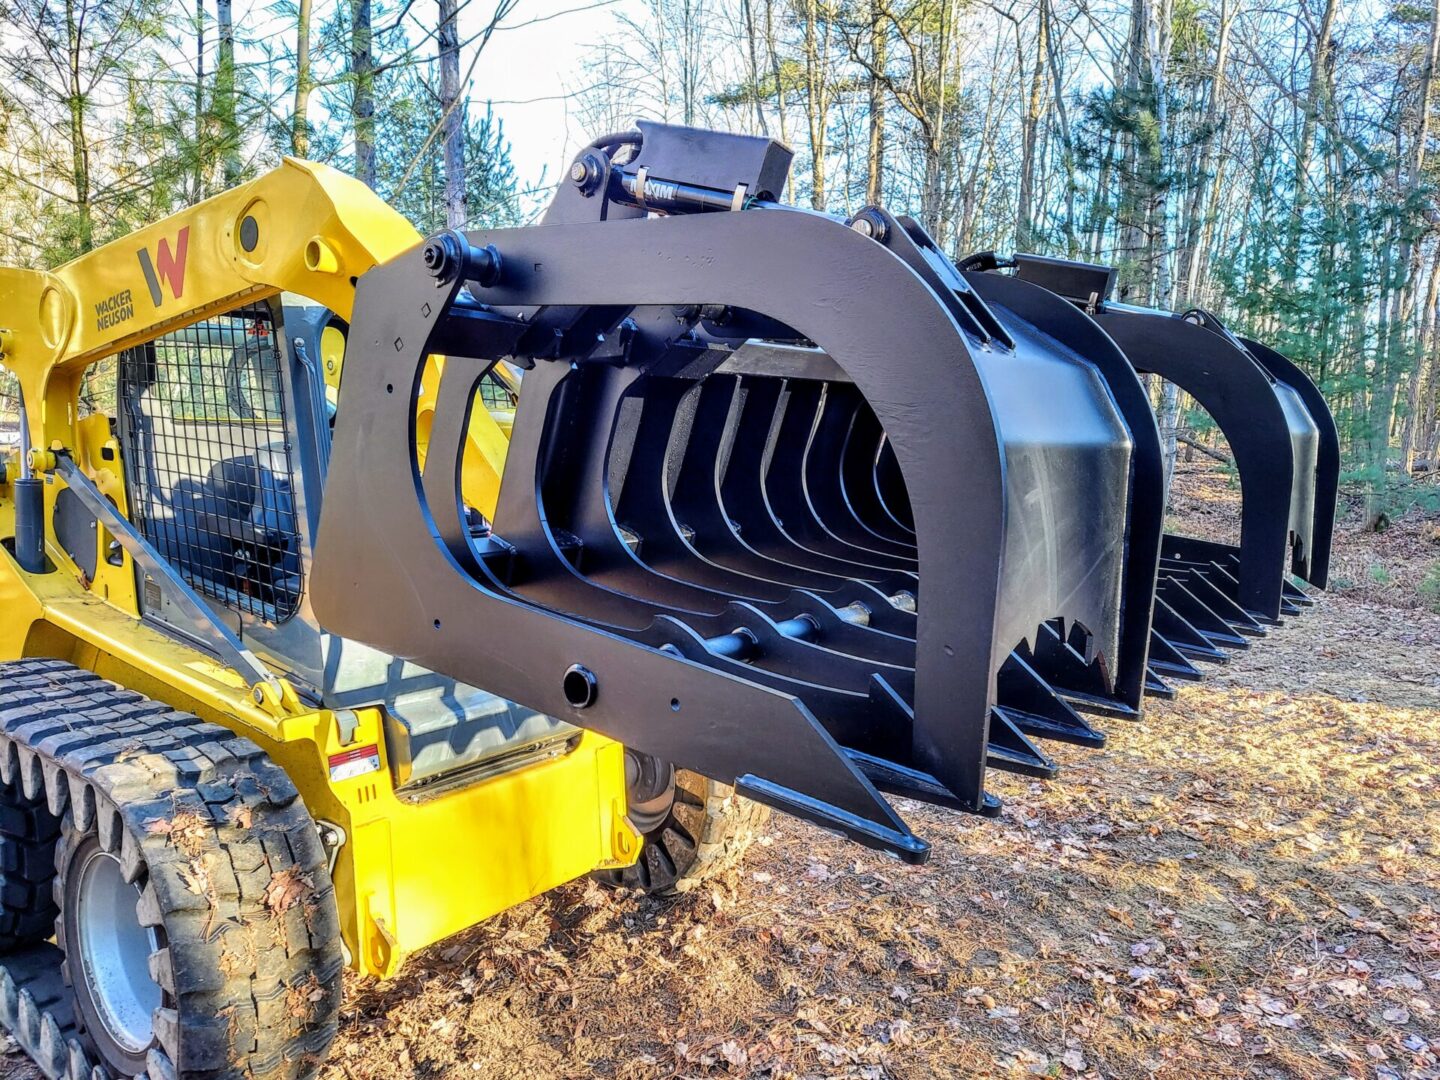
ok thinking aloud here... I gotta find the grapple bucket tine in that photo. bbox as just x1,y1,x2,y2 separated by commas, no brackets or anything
1283,579,1317,607
723,379,916,578
873,438,915,534
1147,633,1205,682
1154,578,1250,650
986,709,1061,778
1171,566,1268,636
1016,622,1141,720
803,387,920,556
759,381,918,567
1144,670,1178,698
996,656,1106,748
836,409,918,546
1151,599,1229,664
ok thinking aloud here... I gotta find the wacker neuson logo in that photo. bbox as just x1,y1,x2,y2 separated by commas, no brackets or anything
137,226,190,307
93,227,191,333
94,289,133,331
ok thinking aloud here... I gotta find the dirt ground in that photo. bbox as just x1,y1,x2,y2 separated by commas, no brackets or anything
3,466,1439,1079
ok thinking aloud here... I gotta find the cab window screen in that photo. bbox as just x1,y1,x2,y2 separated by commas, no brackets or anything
119,305,304,623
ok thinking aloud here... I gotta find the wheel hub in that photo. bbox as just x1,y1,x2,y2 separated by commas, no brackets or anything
623,750,677,835
73,847,161,1055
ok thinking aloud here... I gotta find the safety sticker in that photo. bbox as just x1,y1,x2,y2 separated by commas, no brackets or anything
328,745,381,782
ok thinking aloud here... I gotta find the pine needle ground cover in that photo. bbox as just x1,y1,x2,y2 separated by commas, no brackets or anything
4,464,1436,1080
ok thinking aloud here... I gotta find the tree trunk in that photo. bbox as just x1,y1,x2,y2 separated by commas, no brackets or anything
801,0,830,210
1400,245,1440,471
1365,0,1437,526
1114,0,1149,298
741,0,768,134
1147,0,1173,308
439,0,466,227
352,0,376,188
763,0,792,200
1284,0,1341,271
293,0,314,155
63,0,92,250
1179,0,1232,306
1041,0,1079,256
217,0,240,184
865,0,885,205
194,0,206,201
1015,4,1048,250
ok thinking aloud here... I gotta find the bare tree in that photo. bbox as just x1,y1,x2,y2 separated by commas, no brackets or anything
439,0,465,226
352,0,377,188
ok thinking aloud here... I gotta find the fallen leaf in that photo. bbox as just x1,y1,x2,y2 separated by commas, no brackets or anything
265,868,314,915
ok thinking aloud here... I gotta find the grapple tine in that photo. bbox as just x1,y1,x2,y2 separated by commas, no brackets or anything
1171,566,1268,636
836,408,917,547
996,656,1106,748
1155,578,1250,650
986,710,1061,779
1146,634,1205,682
1151,599,1230,664
1144,671,1179,698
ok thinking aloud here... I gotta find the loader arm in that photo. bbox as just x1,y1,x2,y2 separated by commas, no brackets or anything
0,158,512,610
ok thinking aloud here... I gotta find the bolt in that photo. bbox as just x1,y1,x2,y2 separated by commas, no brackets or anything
848,209,889,243
421,232,460,281
422,231,502,288
569,153,605,197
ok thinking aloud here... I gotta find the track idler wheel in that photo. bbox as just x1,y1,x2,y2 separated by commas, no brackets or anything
0,658,344,1080
595,750,770,895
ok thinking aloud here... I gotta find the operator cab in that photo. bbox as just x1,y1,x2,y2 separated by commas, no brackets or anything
103,293,566,791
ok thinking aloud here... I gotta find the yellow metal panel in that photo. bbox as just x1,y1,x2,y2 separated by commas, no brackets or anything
0,158,513,605
0,158,511,492
414,357,509,519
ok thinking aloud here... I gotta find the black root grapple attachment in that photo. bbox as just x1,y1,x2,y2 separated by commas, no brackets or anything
311,123,1166,861
1003,254,1338,677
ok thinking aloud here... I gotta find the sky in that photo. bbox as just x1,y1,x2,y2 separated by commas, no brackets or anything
455,0,634,190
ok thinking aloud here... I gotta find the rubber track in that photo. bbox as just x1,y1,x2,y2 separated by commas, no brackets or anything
0,658,343,1080
598,770,771,895
0,769,62,948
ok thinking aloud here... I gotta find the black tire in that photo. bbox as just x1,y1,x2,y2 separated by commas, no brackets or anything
0,779,61,952
596,767,770,895
0,658,343,1080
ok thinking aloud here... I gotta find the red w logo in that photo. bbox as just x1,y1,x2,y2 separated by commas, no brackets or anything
137,227,190,307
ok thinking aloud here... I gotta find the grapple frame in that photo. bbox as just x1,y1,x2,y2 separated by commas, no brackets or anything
311,124,1164,860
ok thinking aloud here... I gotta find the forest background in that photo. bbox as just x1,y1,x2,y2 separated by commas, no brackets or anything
2,0,1438,541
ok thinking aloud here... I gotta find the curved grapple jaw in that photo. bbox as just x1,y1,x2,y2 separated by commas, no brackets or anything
312,125,1160,861
1005,255,1338,678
